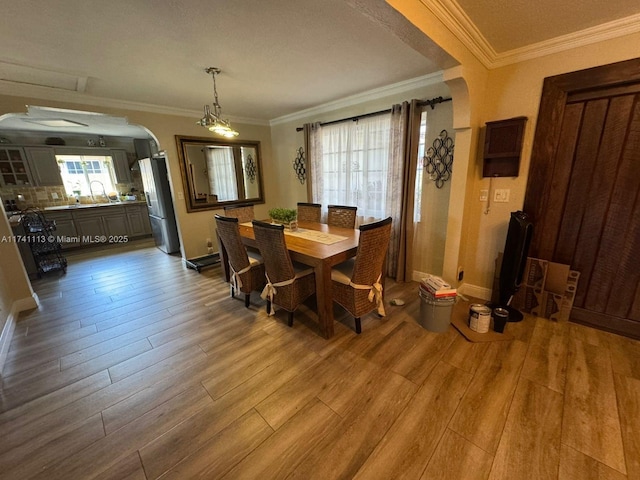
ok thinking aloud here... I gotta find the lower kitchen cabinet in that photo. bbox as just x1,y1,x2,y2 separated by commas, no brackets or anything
125,204,152,236
44,211,79,249
102,210,129,237
73,211,106,245
43,203,152,249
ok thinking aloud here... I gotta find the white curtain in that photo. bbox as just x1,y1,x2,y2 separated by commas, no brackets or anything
310,115,393,224
206,147,238,202
306,104,420,280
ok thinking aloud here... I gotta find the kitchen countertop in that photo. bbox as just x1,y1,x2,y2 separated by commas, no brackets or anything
44,201,147,211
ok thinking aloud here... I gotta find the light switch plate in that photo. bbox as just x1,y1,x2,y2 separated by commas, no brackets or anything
494,189,510,203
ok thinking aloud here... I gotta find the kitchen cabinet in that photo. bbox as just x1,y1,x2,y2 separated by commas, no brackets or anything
44,203,152,249
73,210,105,245
11,221,38,279
111,149,132,184
0,147,33,187
44,211,78,249
102,209,129,236
125,204,152,236
24,147,63,186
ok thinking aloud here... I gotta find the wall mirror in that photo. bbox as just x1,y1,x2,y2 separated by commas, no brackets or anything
175,135,264,213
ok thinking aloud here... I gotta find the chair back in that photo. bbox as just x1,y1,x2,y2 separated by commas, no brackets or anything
223,204,254,223
327,205,357,228
351,217,392,285
252,220,295,283
297,202,322,222
215,215,250,272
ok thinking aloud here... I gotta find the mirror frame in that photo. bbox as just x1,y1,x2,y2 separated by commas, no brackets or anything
175,135,265,213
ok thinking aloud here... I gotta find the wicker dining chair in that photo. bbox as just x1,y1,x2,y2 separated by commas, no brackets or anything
251,220,316,327
297,202,322,223
331,217,393,333
215,214,265,307
327,205,357,229
223,204,255,224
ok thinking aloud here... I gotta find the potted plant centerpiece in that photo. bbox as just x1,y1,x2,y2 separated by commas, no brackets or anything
269,207,298,231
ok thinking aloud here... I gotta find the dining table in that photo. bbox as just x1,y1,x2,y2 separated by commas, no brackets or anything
219,220,360,338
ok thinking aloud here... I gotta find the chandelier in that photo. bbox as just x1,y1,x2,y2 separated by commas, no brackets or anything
196,67,239,138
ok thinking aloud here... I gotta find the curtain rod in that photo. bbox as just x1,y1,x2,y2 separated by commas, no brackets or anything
295,96,452,132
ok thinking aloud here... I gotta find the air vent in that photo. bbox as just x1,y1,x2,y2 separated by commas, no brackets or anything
0,62,87,92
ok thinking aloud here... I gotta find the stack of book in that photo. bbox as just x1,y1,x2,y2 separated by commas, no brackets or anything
419,274,457,298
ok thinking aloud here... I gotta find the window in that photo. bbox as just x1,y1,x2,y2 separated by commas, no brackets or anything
56,155,117,197
414,110,428,222
319,114,391,220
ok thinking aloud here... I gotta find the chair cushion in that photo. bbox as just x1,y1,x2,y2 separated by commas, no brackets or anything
247,250,263,265
292,261,314,278
331,258,354,285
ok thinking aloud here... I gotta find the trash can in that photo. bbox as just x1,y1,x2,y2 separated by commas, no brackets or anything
418,289,456,332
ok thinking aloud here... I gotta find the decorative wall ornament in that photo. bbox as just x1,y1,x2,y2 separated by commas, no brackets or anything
293,147,306,184
245,154,257,183
423,129,454,189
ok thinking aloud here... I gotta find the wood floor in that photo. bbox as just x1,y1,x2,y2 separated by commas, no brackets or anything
1,240,639,479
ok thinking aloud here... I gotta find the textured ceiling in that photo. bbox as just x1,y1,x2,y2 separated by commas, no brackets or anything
0,0,638,136
455,0,640,53
0,0,451,125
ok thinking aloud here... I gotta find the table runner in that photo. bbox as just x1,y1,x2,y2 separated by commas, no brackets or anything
241,223,347,245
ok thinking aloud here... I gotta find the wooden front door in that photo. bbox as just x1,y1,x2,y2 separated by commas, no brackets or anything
524,58,640,339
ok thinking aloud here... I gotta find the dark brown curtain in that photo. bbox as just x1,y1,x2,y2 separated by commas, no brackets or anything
387,99,421,281
303,122,322,202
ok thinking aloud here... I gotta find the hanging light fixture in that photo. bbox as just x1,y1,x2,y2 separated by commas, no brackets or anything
196,67,239,138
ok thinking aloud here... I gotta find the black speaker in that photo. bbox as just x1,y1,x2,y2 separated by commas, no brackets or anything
493,211,533,322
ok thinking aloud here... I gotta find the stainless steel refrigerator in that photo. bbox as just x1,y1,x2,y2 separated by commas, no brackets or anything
138,157,180,254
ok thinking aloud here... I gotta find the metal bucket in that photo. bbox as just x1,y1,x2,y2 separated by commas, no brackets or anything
469,304,491,333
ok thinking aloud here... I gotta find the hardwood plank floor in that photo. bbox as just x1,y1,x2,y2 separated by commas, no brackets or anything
1,239,639,479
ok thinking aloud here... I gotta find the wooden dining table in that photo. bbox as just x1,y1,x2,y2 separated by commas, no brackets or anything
220,221,360,338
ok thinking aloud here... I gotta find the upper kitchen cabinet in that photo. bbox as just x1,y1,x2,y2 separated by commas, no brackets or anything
111,149,132,184
0,147,34,187
24,146,63,186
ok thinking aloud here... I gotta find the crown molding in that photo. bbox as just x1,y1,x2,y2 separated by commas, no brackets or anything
419,0,496,67
491,12,640,68
0,80,268,126
421,0,640,69
270,71,444,126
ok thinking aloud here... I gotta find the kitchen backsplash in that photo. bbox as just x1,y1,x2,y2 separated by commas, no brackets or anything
1,179,145,211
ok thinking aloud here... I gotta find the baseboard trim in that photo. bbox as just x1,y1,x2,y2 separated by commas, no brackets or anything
0,293,39,375
460,284,492,301
412,270,491,301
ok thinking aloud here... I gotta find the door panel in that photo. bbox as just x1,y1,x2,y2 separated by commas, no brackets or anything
537,103,583,260
524,58,640,339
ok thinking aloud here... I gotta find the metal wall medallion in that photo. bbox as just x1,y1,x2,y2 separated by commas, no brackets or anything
245,154,257,183
293,147,306,184
423,129,454,188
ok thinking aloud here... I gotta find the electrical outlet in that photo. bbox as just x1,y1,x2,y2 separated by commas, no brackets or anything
480,189,488,201
206,237,212,247
494,189,510,203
